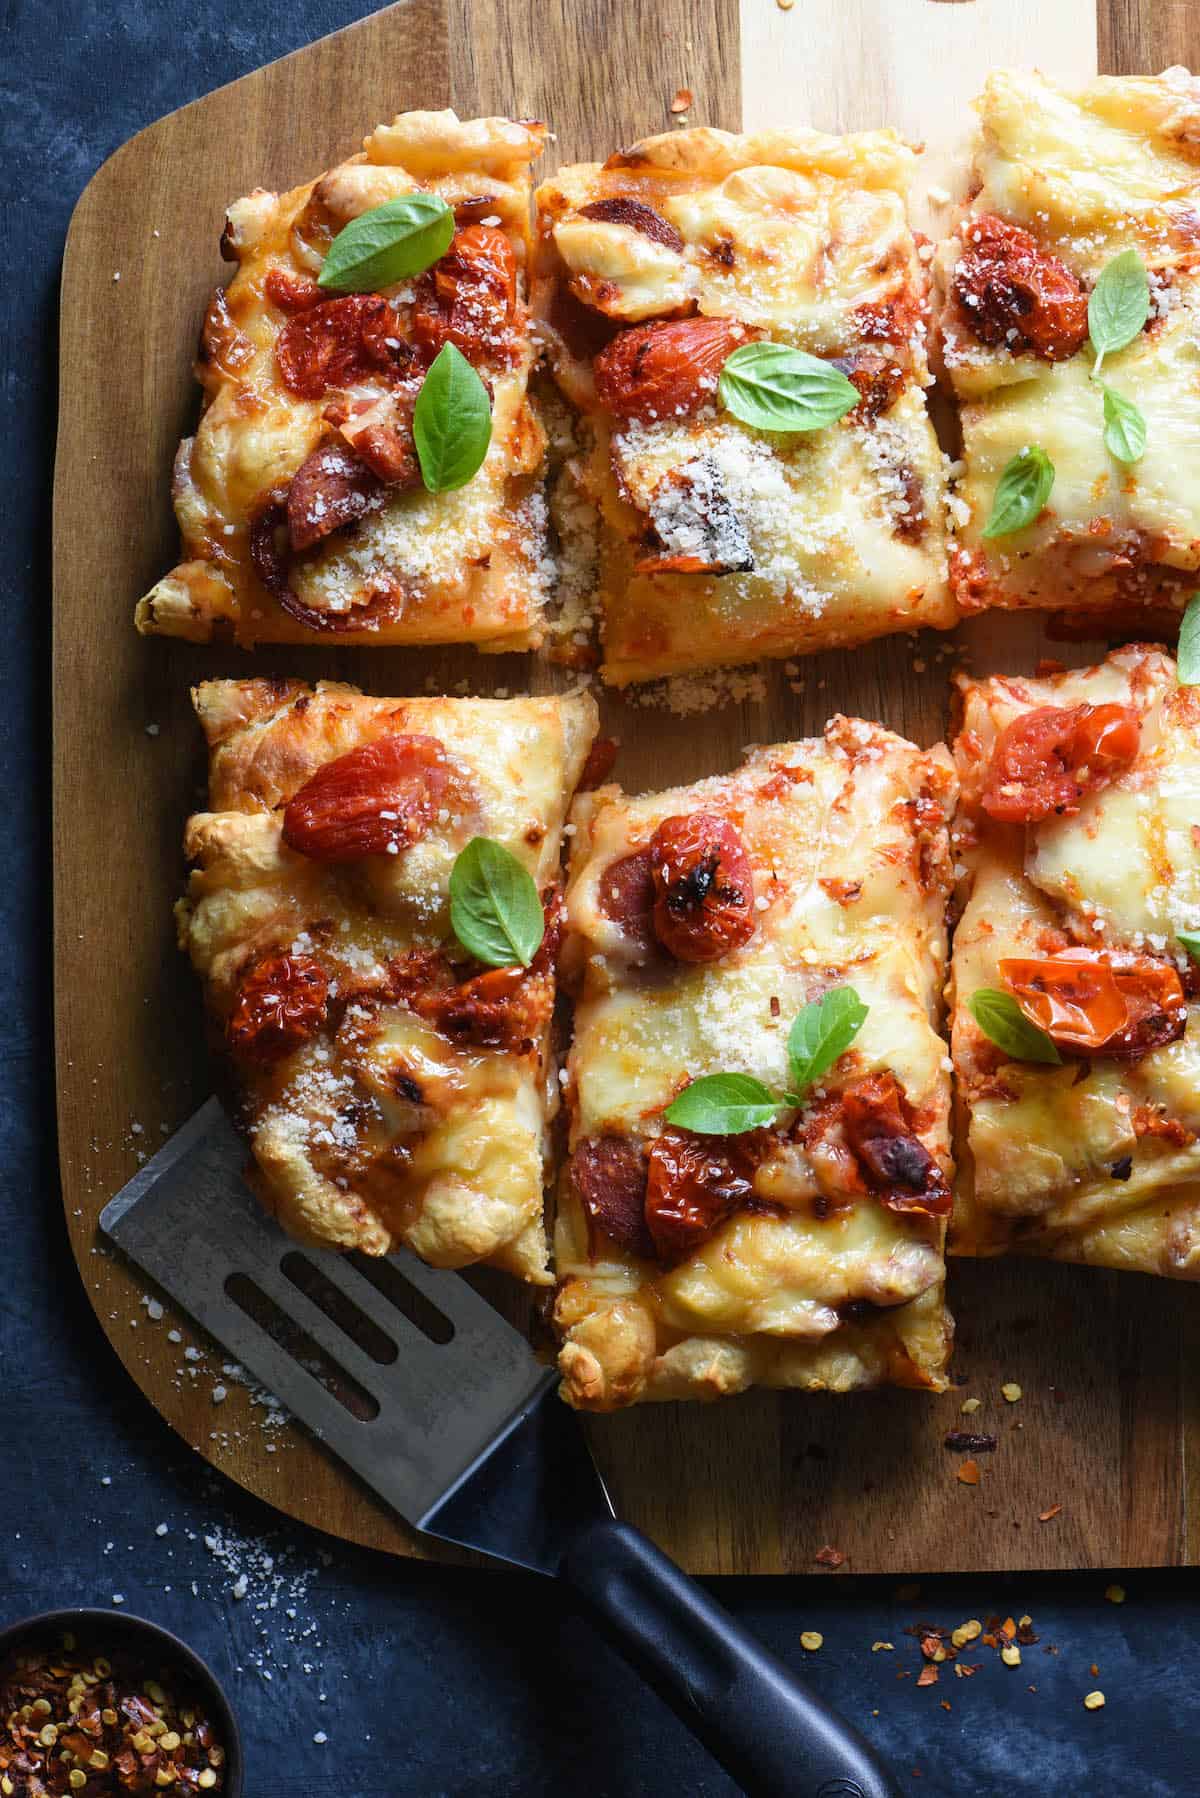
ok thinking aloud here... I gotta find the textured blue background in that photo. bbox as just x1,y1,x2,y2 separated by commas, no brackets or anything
3,3,1199,1792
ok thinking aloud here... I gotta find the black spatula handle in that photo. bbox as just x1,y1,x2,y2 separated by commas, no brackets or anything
562,1517,900,1798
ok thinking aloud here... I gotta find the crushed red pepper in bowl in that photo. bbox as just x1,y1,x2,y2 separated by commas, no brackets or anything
0,1616,239,1796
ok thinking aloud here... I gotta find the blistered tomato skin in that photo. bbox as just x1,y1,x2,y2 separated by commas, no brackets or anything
649,812,756,963
275,294,409,399
227,953,330,1067
593,317,753,423
999,949,1187,1058
981,702,1141,823
410,225,518,365
644,1128,757,1263
952,213,1089,362
840,1073,951,1218
281,733,454,863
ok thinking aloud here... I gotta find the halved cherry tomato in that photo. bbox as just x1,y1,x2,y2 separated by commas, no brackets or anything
410,225,517,364
981,702,1141,822
840,1072,951,1218
953,213,1089,361
649,812,756,963
227,953,329,1066
644,1128,759,1264
275,294,407,399
999,948,1186,1057
593,317,753,423
282,734,456,862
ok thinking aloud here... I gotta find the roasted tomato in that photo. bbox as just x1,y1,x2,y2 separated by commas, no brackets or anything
410,225,518,364
282,733,456,862
593,317,753,423
275,294,407,399
840,1072,951,1218
649,812,756,963
980,702,1140,823
384,892,561,1052
597,848,657,952
287,440,380,552
227,953,329,1066
999,949,1187,1057
644,1128,758,1263
571,1134,654,1260
264,267,325,313
952,213,1089,361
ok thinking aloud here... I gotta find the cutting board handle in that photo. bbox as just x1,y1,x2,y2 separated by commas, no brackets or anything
562,1517,900,1798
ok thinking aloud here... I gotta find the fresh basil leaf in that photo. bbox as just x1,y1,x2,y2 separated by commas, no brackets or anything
1178,932,1200,964
1101,384,1147,465
318,193,455,292
1088,249,1149,377
981,446,1055,539
968,988,1062,1065
717,342,858,434
787,986,869,1094
413,344,492,492
1178,593,1200,686
449,837,544,968
664,1072,781,1135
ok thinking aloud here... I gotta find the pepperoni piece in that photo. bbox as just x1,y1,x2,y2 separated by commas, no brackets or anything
593,317,753,423
980,703,1141,823
598,848,657,951
275,294,405,399
287,440,381,552
282,734,455,863
571,1135,654,1260
649,812,756,963
579,196,685,253
644,1128,758,1264
999,949,1187,1058
227,953,329,1067
410,225,518,365
249,496,291,595
953,214,1088,362
841,1072,951,1218
577,736,619,791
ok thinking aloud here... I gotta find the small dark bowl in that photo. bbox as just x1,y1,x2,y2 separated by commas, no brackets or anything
0,1606,243,1795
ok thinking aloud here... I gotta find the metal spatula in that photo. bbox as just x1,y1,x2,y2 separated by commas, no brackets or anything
100,1098,899,1798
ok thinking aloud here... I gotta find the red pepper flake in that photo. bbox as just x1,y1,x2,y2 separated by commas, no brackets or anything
957,1459,981,1485
670,87,693,113
940,1700,952,1711
1039,1504,1062,1521
916,1665,939,1687
814,1545,846,1568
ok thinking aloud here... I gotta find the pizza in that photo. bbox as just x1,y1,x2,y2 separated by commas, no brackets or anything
939,68,1200,626
177,677,598,1280
949,643,1200,1278
137,111,549,648
531,126,954,686
553,720,957,1409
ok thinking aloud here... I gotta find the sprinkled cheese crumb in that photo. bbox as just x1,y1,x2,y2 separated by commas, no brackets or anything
871,1640,894,1652
1084,1691,1105,1710
1001,1644,1021,1667
1105,1584,1126,1604
1001,1382,1022,1403
800,1632,823,1651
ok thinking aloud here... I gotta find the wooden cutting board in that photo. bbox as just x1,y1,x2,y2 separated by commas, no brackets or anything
53,0,1200,1574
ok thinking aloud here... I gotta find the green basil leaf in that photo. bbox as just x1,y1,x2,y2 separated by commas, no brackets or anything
413,344,492,492
1177,932,1200,963
449,837,544,968
664,1072,781,1135
1088,249,1149,376
787,986,870,1094
717,343,858,434
981,446,1055,539
318,193,455,292
968,989,1062,1065
1101,384,1147,465
1178,593,1200,686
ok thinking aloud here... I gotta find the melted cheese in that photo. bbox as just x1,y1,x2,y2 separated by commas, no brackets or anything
179,679,598,1281
555,723,957,1408
950,647,1200,1274
136,110,547,648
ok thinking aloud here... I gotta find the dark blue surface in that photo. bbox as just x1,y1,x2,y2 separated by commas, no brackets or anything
3,4,1199,1792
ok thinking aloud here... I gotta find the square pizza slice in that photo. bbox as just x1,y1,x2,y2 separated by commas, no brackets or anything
949,643,1200,1277
553,719,958,1408
532,127,954,686
939,68,1200,627
137,111,549,648
177,678,598,1282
